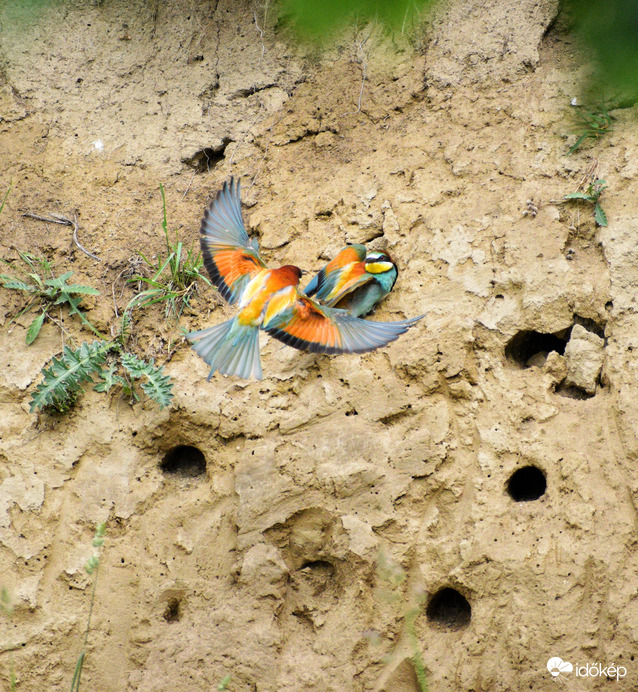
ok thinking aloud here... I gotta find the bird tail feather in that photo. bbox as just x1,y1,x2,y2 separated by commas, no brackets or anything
186,319,262,380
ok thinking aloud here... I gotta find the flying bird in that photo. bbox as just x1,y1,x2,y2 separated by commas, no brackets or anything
186,178,422,380
304,244,398,317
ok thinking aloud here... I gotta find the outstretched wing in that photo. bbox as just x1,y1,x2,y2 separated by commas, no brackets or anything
200,177,266,305
303,245,366,300
263,291,422,355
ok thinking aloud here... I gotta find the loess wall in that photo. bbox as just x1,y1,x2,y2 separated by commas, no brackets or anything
1,0,637,689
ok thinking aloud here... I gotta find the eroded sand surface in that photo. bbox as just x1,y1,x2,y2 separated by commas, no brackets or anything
1,0,638,689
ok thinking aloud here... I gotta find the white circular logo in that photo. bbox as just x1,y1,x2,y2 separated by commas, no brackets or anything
547,657,573,677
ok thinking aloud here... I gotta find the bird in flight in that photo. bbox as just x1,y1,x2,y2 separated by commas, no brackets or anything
186,178,422,380
304,244,398,317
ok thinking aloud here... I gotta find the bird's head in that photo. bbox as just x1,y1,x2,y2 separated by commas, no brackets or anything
364,251,396,275
278,264,304,286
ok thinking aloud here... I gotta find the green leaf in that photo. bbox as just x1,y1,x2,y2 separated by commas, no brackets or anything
60,293,104,337
568,133,589,154
140,365,173,409
0,276,33,292
0,184,10,215
136,251,156,269
594,203,608,227
64,284,100,295
120,352,173,408
70,651,86,692
564,192,592,201
94,364,126,392
150,255,174,281
30,341,109,412
85,555,100,574
218,674,232,690
26,311,46,345
120,352,151,379
44,273,72,289
19,251,50,275
27,272,45,289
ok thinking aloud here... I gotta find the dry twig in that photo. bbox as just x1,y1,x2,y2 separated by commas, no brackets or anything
22,212,101,261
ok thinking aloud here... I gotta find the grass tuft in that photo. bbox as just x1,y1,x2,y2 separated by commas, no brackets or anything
568,104,613,154
127,184,211,320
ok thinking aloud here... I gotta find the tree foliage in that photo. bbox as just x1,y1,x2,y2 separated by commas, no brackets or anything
278,0,433,41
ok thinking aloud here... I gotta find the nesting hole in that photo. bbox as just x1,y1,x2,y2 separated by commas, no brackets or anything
505,329,568,368
507,465,546,501
163,597,181,623
183,138,232,172
299,560,334,575
426,587,471,629
161,445,206,477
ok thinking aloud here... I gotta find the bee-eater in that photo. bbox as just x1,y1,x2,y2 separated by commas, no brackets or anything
304,244,398,317
186,178,422,380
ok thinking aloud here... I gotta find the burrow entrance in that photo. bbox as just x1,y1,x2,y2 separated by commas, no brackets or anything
160,445,206,477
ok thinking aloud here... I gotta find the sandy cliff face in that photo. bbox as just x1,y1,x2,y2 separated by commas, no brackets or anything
1,0,637,689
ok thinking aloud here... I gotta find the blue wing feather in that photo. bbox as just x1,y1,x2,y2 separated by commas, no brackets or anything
201,177,250,249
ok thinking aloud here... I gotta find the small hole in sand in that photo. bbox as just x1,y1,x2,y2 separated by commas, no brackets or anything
426,588,471,629
507,466,546,501
163,597,181,622
299,560,333,573
161,445,206,477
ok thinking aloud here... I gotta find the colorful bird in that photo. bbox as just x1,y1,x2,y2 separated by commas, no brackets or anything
304,244,398,317
186,178,422,380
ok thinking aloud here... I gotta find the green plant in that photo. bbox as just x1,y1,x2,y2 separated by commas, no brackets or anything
0,251,101,344
564,178,608,227
568,105,613,154
404,596,428,692
70,523,106,692
217,674,232,690
375,550,429,692
0,184,10,215
1,587,17,691
0,251,174,413
30,332,173,413
127,184,211,319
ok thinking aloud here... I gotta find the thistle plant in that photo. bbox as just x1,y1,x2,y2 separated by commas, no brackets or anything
30,338,173,413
